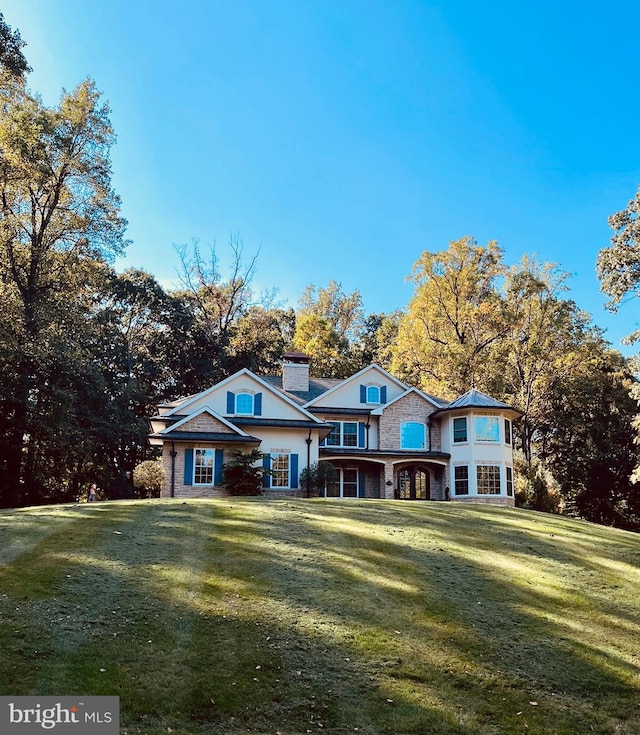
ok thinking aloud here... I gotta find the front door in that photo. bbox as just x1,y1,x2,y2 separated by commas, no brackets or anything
398,468,430,500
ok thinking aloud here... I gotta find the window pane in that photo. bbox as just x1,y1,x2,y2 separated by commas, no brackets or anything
415,470,428,499
325,422,340,446
454,465,469,495
326,481,340,498
474,416,499,443
506,466,513,496
271,454,290,488
504,419,512,445
343,423,358,447
477,465,501,494
235,393,254,415
343,468,358,497
366,386,380,404
453,417,467,443
398,470,411,499
401,422,425,449
194,449,214,485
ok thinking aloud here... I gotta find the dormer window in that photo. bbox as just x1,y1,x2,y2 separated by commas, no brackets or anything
235,393,254,415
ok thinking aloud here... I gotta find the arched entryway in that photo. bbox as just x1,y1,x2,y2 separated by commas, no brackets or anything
397,467,430,500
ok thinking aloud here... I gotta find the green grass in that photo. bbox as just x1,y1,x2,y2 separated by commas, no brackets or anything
1,499,640,734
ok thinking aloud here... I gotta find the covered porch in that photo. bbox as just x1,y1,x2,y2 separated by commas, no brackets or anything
318,449,450,500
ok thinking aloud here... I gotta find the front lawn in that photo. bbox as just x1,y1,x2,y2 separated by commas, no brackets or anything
1,498,639,734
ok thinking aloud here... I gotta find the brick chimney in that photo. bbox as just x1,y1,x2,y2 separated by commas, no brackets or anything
282,352,310,392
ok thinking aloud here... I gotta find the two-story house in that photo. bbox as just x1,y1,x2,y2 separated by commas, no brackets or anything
149,353,520,505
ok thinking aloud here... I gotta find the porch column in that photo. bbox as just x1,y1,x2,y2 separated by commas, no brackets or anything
383,461,395,499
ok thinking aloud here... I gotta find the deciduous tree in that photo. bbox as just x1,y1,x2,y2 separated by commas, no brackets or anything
0,79,127,506
499,256,599,464
391,237,508,397
539,349,639,527
0,12,30,77
597,186,640,343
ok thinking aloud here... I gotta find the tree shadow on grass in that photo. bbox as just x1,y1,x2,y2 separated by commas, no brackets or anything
1,498,639,734
205,498,640,734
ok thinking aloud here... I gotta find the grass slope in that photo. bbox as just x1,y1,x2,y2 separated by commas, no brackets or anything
1,498,639,734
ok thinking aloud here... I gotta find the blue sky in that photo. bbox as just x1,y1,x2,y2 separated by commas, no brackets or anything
4,0,640,353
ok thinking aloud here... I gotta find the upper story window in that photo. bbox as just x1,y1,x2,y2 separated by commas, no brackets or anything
235,392,254,415
474,415,500,443
360,384,387,404
227,390,262,416
453,417,468,443
366,386,380,404
401,422,426,450
325,421,359,447
504,418,512,445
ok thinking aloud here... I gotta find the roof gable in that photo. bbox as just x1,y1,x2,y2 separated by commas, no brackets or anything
164,368,324,423
161,407,249,437
369,387,443,415
304,363,409,409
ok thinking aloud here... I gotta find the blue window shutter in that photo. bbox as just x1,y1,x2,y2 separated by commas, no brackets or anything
262,454,271,489
358,470,366,498
184,448,194,485
290,454,299,489
381,386,387,403
358,422,366,448
227,391,235,414
254,392,262,416
360,385,366,403
214,448,224,485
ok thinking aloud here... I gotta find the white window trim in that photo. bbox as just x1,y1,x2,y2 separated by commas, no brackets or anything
325,421,359,448
476,463,502,495
270,452,291,489
365,385,381,404
325,467,359,498
453,463,470,496
235,392,255,415
473,415,500,444
194,447,215,486
452,416,468,444
504,418,512,446
506,465,514,496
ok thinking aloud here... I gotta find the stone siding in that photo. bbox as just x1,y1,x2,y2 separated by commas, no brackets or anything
180,413,230,433
378,394,440,451
161,442,229,499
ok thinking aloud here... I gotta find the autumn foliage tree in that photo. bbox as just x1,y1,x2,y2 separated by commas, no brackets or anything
391,237,508,398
